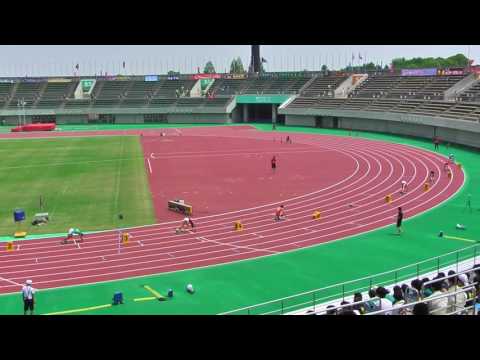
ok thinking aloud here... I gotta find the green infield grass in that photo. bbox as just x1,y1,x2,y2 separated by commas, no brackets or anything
0,136,155,237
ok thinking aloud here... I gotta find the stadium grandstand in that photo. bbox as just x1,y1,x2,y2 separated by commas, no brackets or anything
1,66,479,127
1,45,480,316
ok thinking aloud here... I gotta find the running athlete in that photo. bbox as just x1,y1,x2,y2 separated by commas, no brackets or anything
400,180,408,194
448,154,455,163
444,162,449,172
429,170,435,184
271,156,277,170
396,207,404,235
275,205,285,221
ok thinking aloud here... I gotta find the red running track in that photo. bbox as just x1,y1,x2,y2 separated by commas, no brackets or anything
0,126,464,294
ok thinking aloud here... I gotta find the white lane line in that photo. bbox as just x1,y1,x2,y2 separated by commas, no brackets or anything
0,145,438,266
0,276,22,287
0,138,458,276
0,131,462,262
252,233,264,238
0,143,443,259
8,138,363,247
0,183,460,286
138,241,144,247
199,236,278,254
147,157,152,174
150,149,332,160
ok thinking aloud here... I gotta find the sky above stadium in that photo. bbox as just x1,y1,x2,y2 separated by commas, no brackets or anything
0,45,477,77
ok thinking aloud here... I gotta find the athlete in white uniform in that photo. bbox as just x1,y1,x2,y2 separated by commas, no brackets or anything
176,217,195,234
61,228,84,244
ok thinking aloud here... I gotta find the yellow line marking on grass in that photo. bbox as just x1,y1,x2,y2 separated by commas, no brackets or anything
133,296,157,302
444,235,477,243
43,303,112,315
143,285,166,300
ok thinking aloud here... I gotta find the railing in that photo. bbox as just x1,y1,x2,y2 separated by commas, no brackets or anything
219,244,480,315
367,282,478,315
310,267,478,315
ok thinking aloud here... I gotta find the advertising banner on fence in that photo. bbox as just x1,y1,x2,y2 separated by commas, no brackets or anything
0,79,14,83
401,68,437,76
97,75,117,81
222,73,247,79
437,68,465,76
262,71,310,79
47,78,72,83
144,75,159,82
469,66,480,74
167,72,180,80
192,73,221,80
22,78,48,83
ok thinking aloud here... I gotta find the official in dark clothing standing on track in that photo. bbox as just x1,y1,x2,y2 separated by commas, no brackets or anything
396,207,404,235
271,156,277,170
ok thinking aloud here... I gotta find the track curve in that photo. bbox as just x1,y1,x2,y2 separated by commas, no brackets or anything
0,126,464,293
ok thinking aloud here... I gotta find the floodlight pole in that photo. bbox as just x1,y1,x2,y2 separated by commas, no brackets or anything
23,99,26,126
17,100,21,126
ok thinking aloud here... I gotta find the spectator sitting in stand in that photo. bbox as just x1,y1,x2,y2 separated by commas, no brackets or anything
392,285,407,315
364,287,380,313
337,309,357,315
421,278,434,298
428,278,449,315
407,279,422,303
412,302,429,315
437,272,449,291
338,300,352,315
375,287,393,315
352,292,366,315
392,286,404,305
325,305,337,315
446,270,467,314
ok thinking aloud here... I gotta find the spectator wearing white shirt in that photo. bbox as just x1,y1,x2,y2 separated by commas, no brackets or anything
376,287,393,315
21,280,36,315
428,278,448,315
446,271,467,314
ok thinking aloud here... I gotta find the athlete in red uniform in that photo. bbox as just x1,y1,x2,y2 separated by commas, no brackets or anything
275,205,285,221
444,162,449,172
